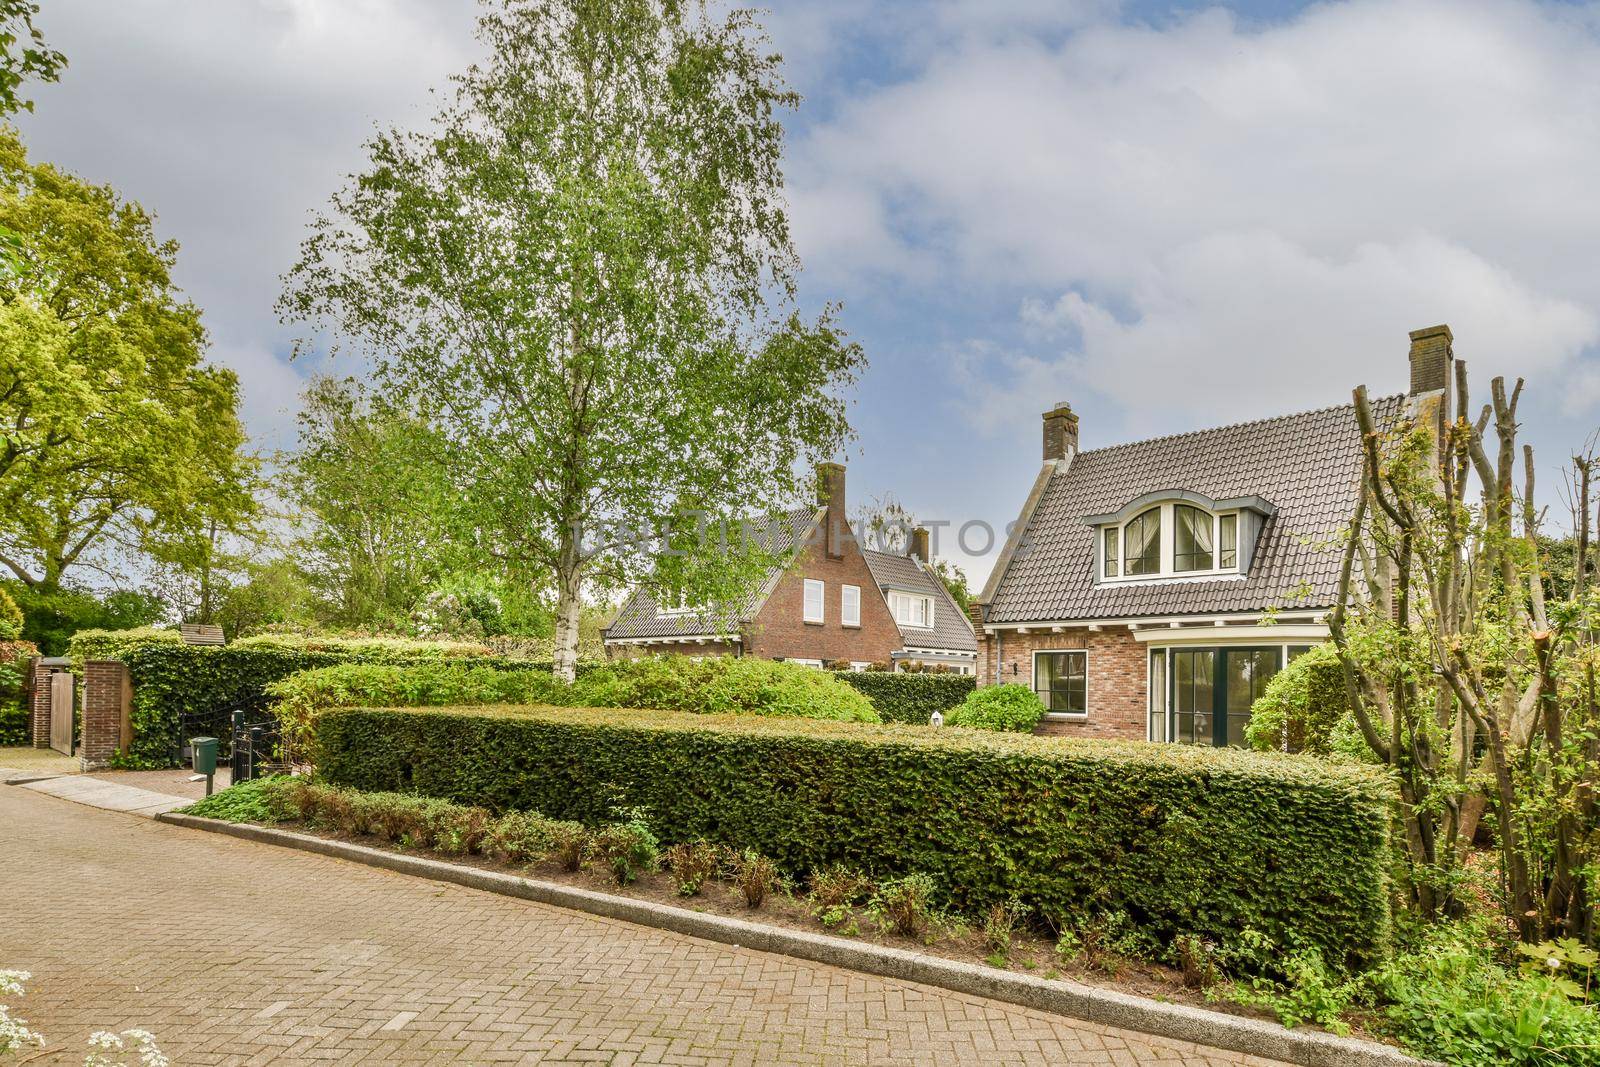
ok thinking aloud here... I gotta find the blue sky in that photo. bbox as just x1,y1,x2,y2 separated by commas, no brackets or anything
18,0,1600,587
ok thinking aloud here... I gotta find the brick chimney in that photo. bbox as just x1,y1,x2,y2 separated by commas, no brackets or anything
910,526,931,563
1408,324,1453,397
1042,402,1078,463
816,462,847,559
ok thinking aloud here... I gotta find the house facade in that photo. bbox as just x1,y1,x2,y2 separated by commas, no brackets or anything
604,464,977,672
971,324,1455,742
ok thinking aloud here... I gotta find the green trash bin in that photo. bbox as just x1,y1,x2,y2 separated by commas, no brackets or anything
191,736,218,776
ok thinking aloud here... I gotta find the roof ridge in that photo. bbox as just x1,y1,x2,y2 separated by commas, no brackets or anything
1078,393,1405,460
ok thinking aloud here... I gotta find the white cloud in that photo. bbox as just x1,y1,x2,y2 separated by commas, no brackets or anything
789,0,1600,436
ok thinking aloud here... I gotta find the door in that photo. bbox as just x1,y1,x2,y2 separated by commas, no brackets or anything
49,672,73,756
1165,647,1282,747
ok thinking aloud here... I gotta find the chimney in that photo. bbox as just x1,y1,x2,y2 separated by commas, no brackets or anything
910,526,931,563
1042,402,1078,462
816,462,847,559
1407,324,1453,397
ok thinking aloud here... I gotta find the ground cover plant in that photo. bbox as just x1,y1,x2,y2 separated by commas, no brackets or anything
314,704,1393,970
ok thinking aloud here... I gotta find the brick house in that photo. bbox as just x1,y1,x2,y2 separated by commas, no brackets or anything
971,325,1455,741
603,464,977,672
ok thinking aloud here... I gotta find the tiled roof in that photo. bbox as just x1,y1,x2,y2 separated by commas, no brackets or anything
861,550,978,653
985,396,1407,623
603,506,823,640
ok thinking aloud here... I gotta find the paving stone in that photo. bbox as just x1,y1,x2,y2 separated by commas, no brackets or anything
3,788,1291,1065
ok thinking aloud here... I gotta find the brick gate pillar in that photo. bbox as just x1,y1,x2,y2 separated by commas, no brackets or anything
80,659,131,770
28,657,52,747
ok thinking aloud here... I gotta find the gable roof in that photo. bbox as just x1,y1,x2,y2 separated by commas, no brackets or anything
861,549,978,654
984,395,1407,623
602,505,823,640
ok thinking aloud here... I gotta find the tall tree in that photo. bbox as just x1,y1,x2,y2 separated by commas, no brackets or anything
283,0,863,680
0,0,63,116
286,376,457,629
0,130,255,592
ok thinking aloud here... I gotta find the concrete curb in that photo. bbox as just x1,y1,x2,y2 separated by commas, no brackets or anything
158,813,1431,1067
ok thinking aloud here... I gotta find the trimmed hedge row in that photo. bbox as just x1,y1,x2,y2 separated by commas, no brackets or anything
66,629,585,768
830,671,975,724
318,705,1395,968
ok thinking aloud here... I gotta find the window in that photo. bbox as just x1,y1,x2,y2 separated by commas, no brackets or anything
889,591,934,628
1097,503,1245,582
790,658,824,668
841,584,861,627
1160,646,1284,747
1034,650,1087,715
803,579,825,623
1174,504,1214,572
1123,508,1161,575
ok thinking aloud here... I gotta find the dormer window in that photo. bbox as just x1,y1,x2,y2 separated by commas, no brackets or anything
1086,492,1275,584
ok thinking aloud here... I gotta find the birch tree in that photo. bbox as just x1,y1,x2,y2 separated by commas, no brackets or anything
282,0,863,680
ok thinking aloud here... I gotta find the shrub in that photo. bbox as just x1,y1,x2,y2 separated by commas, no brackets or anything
592,814,660,885
831,671,975,724
808,865,871,912
266,662,569,762
0,588,22,641
427,804,494,855
570,655,880,723
488,810,555,864
946,684,1045,732
664,841,721,896
732,849,780,908
317,705,1394,968
0,639,38,746
64,627,573,768
1244,644,1350,756
549,821,589,872
181,775,285,822
984,900,1027,957
870,873,938,938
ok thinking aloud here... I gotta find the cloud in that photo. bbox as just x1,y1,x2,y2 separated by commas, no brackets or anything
788,0,1600,440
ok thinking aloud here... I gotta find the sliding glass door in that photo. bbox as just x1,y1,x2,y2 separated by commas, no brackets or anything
1158,646,1284,747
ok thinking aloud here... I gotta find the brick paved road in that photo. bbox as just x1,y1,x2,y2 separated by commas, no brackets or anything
4,788,1291,1066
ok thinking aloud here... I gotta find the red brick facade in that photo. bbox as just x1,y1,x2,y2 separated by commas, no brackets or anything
28,658,58,748
80,659,131,769
976,626,1148,740
742,538,902,665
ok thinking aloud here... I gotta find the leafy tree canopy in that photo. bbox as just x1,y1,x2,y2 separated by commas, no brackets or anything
283,0,865,679
0,1,63,116
0,129,256,592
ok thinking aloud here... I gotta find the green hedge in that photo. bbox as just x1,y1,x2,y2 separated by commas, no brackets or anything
0,639,37,745
66,628,583,768
830,671,975,724
576,656,879,722
318,705,1394,968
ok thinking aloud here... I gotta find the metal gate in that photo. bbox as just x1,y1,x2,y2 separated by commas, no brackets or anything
49,672,73,756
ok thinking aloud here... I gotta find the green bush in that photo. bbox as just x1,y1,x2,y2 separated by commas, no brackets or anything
947,683,1046,732
1245,645,1352,756
570,655,879,722
64,627,574,768
6,583,164,655
831,671,974,724
0,588,23,640
265,662,569,761
181,774,285,822
317,705,1394,969
0,638,37,745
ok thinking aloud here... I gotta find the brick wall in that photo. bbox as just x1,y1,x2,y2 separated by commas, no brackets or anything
745,539,902,665
977,626,1148,740
28,659,54,747
80,659,130,770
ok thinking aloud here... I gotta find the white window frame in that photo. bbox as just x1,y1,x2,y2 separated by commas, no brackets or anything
888,589,935,628
1097,502,1241,584
1033,648,1089,720
790,658,824,668
803,578,825,624
841,584,861,628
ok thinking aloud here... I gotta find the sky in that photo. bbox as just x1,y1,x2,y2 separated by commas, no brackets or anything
16,0,1600,587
